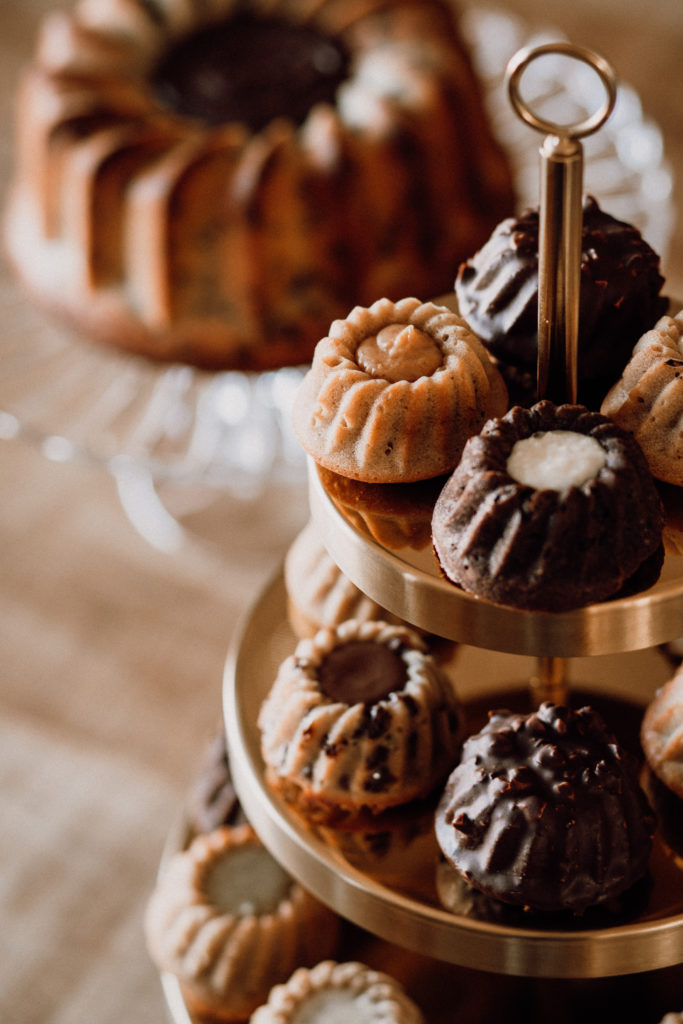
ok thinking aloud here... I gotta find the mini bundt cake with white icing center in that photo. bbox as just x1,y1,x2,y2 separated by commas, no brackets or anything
432,400,664,612
144,824,339,1021
258,618,463,823
292,296,508,483
5,0,514,370
250,960,426,1024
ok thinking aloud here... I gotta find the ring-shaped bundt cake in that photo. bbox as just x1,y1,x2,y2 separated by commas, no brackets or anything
435,702,656,914
292,296,508,482
432,400,664,612
601,311,683,485
5,0,514,370
258,618,463,823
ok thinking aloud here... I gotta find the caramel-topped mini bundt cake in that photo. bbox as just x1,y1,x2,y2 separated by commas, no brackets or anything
292,297,508,483
435,703,656,914
455,196,668,407
601,311,683,485
432,400,664,612
642,663,683,799
250,960,426,1024
258,619,463,823
5,0,514,371
145,824,340,1021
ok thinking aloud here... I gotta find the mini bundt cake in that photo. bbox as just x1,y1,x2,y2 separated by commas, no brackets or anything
601,311,683,485
432,400,664,612
258,618,463,823
187,728,248,835
145,823,340,1021
292,296,508,483
642,664,683,799
285,520,399,639
435,702,656,913
250,960,426,1024
5,0,514,371
454,196,668,407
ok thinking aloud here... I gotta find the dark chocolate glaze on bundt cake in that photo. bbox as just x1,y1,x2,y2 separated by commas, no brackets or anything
455,196,668,407
431,401,664,612
435,703,656,913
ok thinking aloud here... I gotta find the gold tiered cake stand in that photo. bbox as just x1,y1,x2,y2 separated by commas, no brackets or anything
165,42,683,1023
221,42,683,985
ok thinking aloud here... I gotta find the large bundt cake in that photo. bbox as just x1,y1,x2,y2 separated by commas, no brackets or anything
435,703,656,913
454,196,668,407
5,0,514,371
292,296,508,483
601,311,683,485
431,400,664,612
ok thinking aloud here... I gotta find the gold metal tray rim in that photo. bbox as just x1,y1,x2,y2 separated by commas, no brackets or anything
222,570,683,979
308,461,683,659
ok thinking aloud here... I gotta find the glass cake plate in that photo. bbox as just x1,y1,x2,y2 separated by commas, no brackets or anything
220,569,683,981
0,6,674,551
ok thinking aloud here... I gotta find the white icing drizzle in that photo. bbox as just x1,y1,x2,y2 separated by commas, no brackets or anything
506,430,606,490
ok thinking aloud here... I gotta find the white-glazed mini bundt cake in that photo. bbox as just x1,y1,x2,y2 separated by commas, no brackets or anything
601,311,683,485
5,0,514,371
258,618,463,823
642,664,683,799
292,296,508,482
250,960,426,1024
145,824,339,1021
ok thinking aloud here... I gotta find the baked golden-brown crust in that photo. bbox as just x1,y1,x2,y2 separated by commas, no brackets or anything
144,824,339,1021
292,297,508,482
601,312,683,485
258,618,463,823
642,665,683,799
250,960,426,1024
4,0,514,370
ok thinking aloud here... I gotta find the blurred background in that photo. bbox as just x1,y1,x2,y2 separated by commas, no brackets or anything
1,2,682,1022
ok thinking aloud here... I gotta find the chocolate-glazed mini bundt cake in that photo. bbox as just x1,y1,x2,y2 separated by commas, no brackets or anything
455,196,668,407
258,619,463,823
292,297,508,483
435,703,656,914
601,311,683,485
5,0,514,370
432,400,664,612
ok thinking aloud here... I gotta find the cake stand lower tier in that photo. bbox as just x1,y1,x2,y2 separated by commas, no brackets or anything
222,569,683,981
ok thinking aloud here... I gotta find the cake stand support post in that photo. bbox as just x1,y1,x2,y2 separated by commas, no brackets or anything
506,43,618,707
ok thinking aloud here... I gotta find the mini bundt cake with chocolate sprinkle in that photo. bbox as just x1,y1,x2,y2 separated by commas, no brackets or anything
292,296,508,483
642,662,683,799
432,400,664,612
5,0,514,370
435,702,656,914
454,196,668,407
258,619,463,824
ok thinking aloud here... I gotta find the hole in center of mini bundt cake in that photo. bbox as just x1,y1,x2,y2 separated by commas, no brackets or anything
318,641,407,705
506,430,606,490
356,324,444,382
151,11,350,129
204,844,291,915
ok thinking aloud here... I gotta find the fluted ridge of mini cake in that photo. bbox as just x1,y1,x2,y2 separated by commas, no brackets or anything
251,959,427,1024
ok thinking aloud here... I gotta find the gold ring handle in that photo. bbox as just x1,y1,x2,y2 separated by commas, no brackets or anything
506,41,618,141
